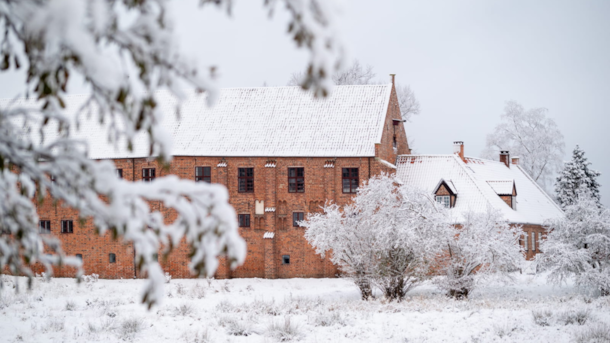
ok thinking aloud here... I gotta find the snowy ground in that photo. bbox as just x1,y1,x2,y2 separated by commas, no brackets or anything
1,273,609,343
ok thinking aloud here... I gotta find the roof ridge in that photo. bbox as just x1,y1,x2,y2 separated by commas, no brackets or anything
451,154,499,212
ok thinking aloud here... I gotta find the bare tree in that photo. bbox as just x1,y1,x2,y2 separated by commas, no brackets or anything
395,84,420,123
288,60,374,86
482,101,565,192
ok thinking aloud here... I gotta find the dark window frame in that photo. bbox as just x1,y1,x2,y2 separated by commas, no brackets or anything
109,253,116,263
238,214,251,228
282,255,290,265
39,220,51,234
61,220,73,234
342,168,359,194
238,168,254,193
195,166,212,183
76,254,83,261
116,169,123,179
288,168,305,193
142,168,156,182
293,212,304,227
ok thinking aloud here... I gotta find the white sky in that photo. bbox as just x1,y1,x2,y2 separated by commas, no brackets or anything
1,0,608,204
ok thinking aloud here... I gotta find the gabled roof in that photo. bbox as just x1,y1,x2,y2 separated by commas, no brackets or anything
433,178,457,195
3,85,393,159
395,154,563,225
486,180,516,196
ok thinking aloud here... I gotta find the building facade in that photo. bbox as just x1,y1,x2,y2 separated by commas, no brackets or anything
34,81,409,279
395,142,564,260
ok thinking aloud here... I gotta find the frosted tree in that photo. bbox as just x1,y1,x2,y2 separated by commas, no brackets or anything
537,189,610,296
482,101,564,191
303,174,451,301
435,207,524,299
555,146,601,209
0,0,344,308
302,202,378,299
288,60,421,122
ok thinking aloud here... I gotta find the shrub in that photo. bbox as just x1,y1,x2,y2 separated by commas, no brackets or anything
218,317,251,336
557,310,591,326
174,303,194,316
532,310,553,327
181,329,211,343
190,283,206,299
267,316,300,341
119,318,143,340
312,312,346,327
573,323,610,343
65,300,76,311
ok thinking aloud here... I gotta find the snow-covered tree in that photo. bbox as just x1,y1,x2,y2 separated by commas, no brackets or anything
482,101,564,191
302,174,451,301
0,0,344,308
288,60,421,122
555,146,601,210
537,189,610,296
435,207,524,299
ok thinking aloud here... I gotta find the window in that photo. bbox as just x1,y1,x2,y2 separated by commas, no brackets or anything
238,168,254,193
282,255,290,264
393,135,397,149
288,168,305,193
109,253,116,263
39,220,51,234
116,169,123,179
61,220,73,233
142,168,156,182
512,196,517,210
524,233,529,252
195,167,211,183
76,254,82,261
238,214,250,228
435,196,451,208
152,253,159,262
293,212,304,227
342,168,359,194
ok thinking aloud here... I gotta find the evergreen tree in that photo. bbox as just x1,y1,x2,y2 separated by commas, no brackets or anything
555,146,601,209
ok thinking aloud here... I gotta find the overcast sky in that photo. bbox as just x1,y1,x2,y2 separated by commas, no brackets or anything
1,0,608,204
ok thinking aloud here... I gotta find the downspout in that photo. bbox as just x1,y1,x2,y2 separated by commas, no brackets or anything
132,158,137,279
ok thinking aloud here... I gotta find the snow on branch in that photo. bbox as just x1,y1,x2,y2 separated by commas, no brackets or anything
0,0,344,308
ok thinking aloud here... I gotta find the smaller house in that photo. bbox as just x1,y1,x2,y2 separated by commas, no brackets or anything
395,141,563,259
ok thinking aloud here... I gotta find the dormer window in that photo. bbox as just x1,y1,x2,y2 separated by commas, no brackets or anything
433,179,457,208
487,180,517,210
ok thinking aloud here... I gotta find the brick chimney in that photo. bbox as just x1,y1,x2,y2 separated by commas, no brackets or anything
390,74,396,86
511,156,520,166
453,141,465,162
500,150,510,168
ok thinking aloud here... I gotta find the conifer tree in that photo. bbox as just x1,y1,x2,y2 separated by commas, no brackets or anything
555,146,601,209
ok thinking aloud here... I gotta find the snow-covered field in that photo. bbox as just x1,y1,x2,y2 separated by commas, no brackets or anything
1,273,609,343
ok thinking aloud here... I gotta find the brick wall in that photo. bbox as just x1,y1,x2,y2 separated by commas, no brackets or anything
29,85,407,280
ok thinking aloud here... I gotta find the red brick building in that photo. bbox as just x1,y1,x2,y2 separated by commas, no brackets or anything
395,142,564,260
35,80,409,279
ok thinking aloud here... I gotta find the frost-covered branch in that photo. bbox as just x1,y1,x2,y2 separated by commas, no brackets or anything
482,101,564,192
537,189,610,296
302,174,451,301
434,207,524,299
0,0,344,308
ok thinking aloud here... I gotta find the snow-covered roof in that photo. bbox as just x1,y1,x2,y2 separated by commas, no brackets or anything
486,180,515,195
395,154,563,225
3,85,393,159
